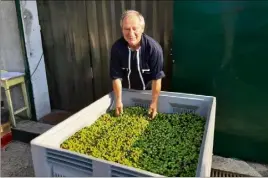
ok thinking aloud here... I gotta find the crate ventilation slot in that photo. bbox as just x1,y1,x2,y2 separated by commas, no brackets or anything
211,169,250,177
53,172,65,177
169,103,198,114
132,98,150,108
46,149,92,176
111,166,149,177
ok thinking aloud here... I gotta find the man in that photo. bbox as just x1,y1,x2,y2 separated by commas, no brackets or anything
109,10,165,119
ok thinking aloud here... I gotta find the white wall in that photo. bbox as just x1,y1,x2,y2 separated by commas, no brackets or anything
19,0,51,120
0,0,51,120
0,0,26,112
0,0,25,72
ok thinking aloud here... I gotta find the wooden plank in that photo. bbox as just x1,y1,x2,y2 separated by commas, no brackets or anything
37,0,62,109
85,0,103,101
14,106,27,115
37,1,94,111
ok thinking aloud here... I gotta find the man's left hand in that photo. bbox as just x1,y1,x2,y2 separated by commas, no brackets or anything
148,102,157,119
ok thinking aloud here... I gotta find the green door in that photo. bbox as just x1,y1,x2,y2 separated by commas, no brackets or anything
172,1,268,163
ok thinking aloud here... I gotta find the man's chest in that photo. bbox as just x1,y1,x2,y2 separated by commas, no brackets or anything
118,49,151,70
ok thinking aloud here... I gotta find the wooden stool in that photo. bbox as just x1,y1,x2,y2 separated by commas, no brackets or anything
1,70,31,127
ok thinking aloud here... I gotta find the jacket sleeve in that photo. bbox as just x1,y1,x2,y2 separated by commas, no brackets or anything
149,47,166,80
109,45,123,80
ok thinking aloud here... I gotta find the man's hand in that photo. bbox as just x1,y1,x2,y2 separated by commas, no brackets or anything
148,102,157,119
115,100,123,116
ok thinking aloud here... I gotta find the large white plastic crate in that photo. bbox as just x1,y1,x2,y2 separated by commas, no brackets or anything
31,89,216,177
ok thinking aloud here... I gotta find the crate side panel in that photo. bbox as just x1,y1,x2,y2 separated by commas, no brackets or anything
31,145,52,177
51,163,92,177
46,149,93,177
31,93,113,147
110,165,154,177
122,90,211,118
196,98,216,177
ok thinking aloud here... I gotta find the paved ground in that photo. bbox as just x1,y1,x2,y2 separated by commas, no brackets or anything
1,140,268,177
213,155,268,177
247,162,268,177
1,141,34,177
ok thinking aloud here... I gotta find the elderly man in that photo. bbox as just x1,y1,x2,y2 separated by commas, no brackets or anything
109,10,165,119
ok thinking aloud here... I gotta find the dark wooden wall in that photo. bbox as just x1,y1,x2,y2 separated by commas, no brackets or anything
37,0,173,112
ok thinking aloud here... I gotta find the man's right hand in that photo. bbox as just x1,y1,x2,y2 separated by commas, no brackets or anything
115,100,123,116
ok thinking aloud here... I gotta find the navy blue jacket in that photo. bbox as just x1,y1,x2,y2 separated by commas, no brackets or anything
109,33,165,90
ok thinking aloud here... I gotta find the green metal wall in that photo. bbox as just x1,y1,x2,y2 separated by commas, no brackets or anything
172,1,268,163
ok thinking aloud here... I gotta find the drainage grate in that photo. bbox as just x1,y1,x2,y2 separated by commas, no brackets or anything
211,169,251,177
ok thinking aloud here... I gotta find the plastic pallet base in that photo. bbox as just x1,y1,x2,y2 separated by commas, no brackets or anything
211,168,251,177
1,132,12,148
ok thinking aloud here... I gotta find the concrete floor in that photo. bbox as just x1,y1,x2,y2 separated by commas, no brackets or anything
1,141,34,177
1,140,268,177
212,155,268,177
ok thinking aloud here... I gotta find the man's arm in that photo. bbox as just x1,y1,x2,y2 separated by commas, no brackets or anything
148,79,161,118
148,47,165,119
113,79,122,102
110,45,124,116
151,79,161,105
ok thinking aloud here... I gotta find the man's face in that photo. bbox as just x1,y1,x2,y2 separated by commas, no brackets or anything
122,14,144,49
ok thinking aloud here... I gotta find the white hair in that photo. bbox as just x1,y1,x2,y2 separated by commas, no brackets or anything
120,10,145,30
